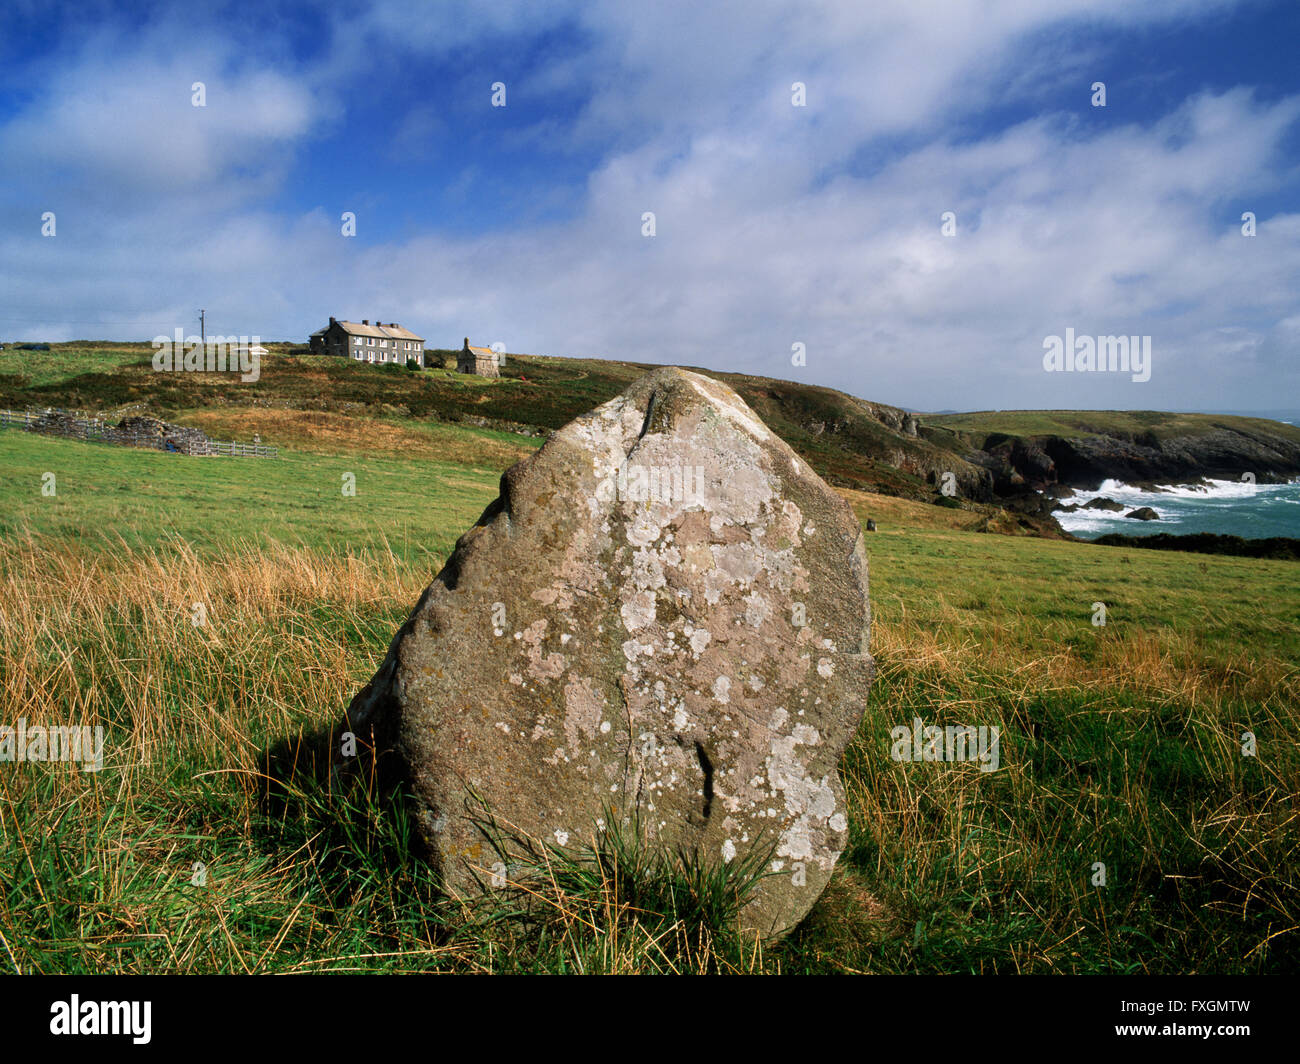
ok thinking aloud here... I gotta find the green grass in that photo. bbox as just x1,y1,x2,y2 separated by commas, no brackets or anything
0,343,154,388
820,528,1299,973
870,525,1300,654
928,407,1300,446
0,427,500,564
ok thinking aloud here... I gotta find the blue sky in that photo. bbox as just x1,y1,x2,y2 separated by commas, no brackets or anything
1,0,1297,412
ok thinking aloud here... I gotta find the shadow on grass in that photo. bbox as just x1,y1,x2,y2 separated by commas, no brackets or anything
252,714,781,973
255,706,423,897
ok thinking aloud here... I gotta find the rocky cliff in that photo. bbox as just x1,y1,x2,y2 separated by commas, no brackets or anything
926,412,1300,493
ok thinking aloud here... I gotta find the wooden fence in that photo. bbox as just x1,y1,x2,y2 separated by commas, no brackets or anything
0,408,278,458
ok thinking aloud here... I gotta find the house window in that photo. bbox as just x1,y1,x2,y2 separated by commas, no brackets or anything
367,338,375,346
354,336,362,345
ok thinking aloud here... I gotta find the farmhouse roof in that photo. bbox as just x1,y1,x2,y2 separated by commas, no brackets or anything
315,319,425,342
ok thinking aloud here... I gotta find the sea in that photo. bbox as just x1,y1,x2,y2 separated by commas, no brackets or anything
1054,409,1300,541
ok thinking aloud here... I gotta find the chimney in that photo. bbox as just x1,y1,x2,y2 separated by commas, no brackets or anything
362,319,369,325
329,316,336,325
463,336,469,350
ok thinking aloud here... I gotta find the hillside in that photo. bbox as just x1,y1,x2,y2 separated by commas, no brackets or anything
4,344,1298,530
0,343,997,504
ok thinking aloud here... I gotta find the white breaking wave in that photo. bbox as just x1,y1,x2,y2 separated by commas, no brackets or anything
1054,506,1184,534
1052,476,1298,534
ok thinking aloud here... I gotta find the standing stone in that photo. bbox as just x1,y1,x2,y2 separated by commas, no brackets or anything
342,367,873,937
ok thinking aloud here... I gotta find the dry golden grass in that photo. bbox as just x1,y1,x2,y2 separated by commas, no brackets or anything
0,536,770,973
0,532,415,778
839,486,989,532
177,407,537,468
1,530,1296,973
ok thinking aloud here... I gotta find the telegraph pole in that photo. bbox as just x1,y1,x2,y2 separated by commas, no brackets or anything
199,309,205,345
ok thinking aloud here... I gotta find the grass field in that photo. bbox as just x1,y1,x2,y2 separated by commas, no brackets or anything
928,408,1300,447
0,427,509,564
2,417,1296,975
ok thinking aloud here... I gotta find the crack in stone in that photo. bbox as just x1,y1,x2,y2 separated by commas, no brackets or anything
694,740,715,822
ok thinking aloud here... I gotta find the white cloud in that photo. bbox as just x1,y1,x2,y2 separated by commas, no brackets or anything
0,17,323,204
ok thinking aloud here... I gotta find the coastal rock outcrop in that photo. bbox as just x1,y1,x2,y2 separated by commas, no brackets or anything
982,423,1300,493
